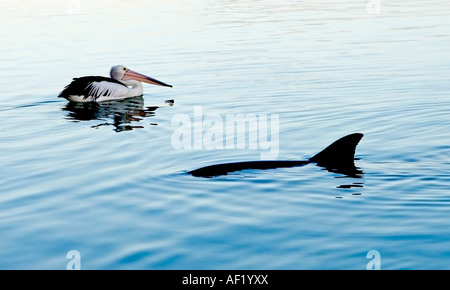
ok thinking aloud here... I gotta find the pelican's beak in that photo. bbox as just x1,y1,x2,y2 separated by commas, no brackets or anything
123,69,172,87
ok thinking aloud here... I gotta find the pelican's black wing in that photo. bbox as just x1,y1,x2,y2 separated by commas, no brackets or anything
58,76,129,100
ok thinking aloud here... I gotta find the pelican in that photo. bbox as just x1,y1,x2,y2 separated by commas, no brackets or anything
58,65,172,102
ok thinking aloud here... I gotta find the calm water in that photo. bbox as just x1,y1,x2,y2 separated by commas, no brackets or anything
1,0,449,269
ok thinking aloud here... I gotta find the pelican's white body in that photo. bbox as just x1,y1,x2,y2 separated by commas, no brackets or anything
65,79,144,102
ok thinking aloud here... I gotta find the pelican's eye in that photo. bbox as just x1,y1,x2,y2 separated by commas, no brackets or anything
123,67,127,71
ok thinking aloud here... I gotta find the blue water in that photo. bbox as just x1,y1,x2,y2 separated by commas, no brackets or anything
1,0,449,269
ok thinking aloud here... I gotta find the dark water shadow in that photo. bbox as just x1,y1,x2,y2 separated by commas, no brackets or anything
318,163,364,179
316,163,365,194
62,97,174,132
187,159,365,196
188,159,365,191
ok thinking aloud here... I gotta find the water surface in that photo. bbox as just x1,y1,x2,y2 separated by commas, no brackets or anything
1,0,449,269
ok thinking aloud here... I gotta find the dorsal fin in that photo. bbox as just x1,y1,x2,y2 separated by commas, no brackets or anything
309,133,363,170
188,133,364,178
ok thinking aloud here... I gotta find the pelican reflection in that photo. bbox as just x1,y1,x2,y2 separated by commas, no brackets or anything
62,96,174,132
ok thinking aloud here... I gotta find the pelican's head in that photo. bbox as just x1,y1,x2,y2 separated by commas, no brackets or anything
110,65,172,87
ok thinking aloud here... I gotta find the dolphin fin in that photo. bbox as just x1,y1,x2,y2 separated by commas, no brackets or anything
309,133,363,172
188,133,364,178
